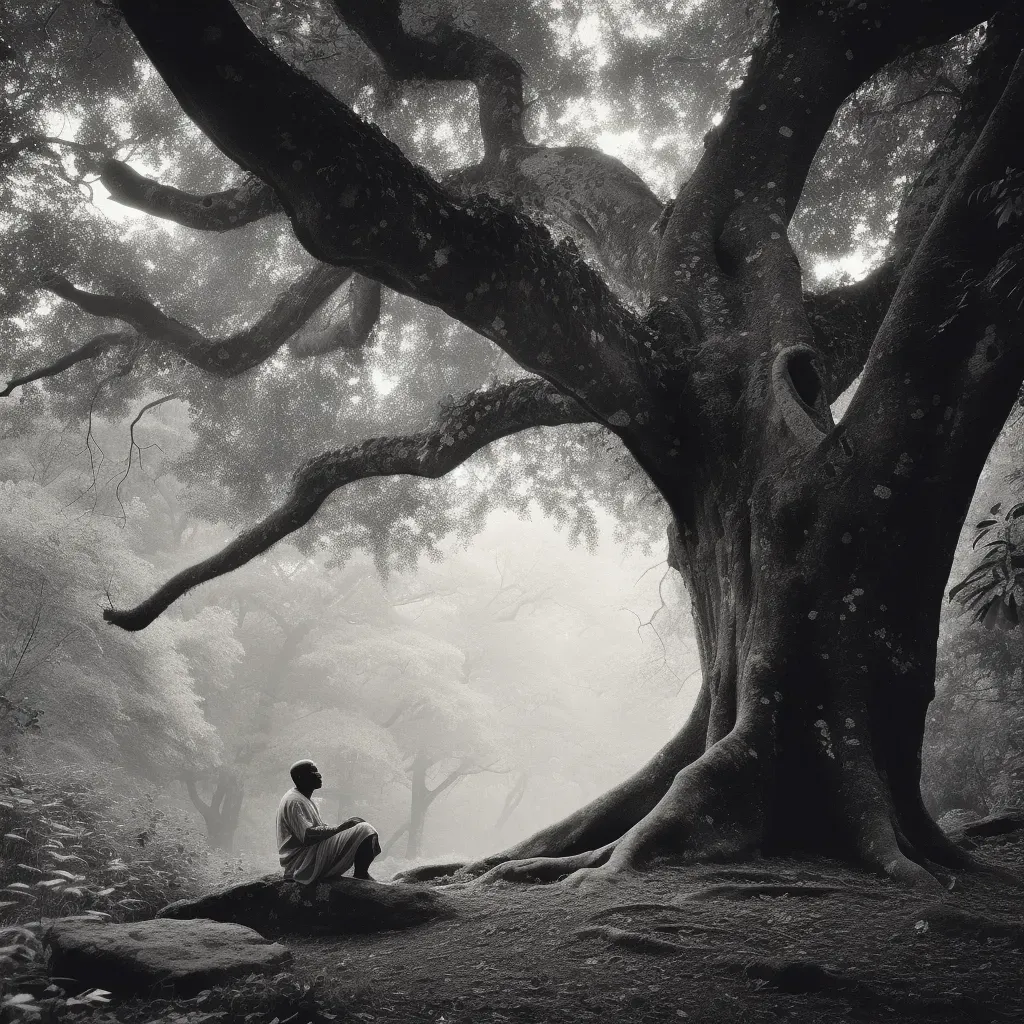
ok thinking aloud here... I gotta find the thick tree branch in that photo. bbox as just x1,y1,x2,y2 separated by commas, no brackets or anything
98,157,282,231
811,11,1024,399
425,759,474,803
288,274,382,360
334,0,526,160
114,0,648,426
104,378,593,630
845,51,1024,487
184,776,212,817
2,331,134,397
44,264,351,376
656,0,1005,306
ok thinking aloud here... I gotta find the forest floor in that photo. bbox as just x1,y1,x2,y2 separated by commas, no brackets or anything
281,832,1024,1024
11,831,1024,1024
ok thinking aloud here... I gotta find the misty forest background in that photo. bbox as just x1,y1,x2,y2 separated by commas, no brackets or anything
2,0,1024,927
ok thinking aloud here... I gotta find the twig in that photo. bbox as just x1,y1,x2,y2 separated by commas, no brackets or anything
114,394,178,525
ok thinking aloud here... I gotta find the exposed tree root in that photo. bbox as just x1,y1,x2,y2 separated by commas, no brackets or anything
587,904,736,942
557,725,770,893
907,903,1024,946
395,681,712,885
650,921,736,938
587,903,684,922
392,861,466,884
679,883,848,901
392,679,1022,895
573,925,693,956
837,774,947,890
473,846,614,886
961,813,1024,838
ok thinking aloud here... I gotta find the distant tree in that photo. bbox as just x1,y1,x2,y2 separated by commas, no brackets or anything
176,552,379,851
389,518,697,847
4,1,1024,886
300,592,500,857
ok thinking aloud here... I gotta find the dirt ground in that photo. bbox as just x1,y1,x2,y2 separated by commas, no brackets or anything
270,833,1024,1024
65,832,1024,1024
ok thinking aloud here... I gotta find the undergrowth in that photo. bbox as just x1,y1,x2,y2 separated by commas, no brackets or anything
0,758,259,1023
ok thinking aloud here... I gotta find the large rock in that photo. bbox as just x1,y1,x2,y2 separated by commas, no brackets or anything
158,874,453,935
45,917,291,995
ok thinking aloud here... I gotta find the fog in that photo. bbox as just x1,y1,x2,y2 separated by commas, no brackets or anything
228,509,700,873
0,393,698,875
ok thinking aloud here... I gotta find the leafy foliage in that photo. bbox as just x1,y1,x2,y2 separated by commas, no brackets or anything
948,502,1024,630
0,761,214,931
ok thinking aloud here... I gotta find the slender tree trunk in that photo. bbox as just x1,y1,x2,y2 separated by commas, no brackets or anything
495,772,529,831
185,768,244,853
407,754,429,859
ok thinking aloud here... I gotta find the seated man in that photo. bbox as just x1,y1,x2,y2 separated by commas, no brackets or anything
276,759,380,884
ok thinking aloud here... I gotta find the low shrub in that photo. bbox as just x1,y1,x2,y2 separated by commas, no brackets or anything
0,760,211,932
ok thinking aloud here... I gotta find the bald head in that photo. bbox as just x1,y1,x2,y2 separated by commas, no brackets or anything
290,759,321,792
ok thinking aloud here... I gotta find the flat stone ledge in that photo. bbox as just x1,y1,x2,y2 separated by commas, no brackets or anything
158,873,453,936
44,917,291,995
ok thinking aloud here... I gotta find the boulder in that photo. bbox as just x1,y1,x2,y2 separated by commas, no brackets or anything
158,874,452,935
45,917,291,995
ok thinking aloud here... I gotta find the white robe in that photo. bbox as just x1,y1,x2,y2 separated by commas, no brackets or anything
276,788,378,885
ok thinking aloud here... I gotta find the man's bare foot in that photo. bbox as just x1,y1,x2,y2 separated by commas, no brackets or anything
354,870,374,880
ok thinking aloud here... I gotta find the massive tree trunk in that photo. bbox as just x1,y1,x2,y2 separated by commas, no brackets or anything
46,1,1024,887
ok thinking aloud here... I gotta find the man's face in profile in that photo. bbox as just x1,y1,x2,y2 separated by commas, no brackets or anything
297,762,323,790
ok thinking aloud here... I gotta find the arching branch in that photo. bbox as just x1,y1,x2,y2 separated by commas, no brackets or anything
425,758,475,804
115,0,648,425
43,264,352,376
2,331,134,397
98,157,282,231
334,4,664,298
844,51,1024,474
103,378,593,631
335,0,526,160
